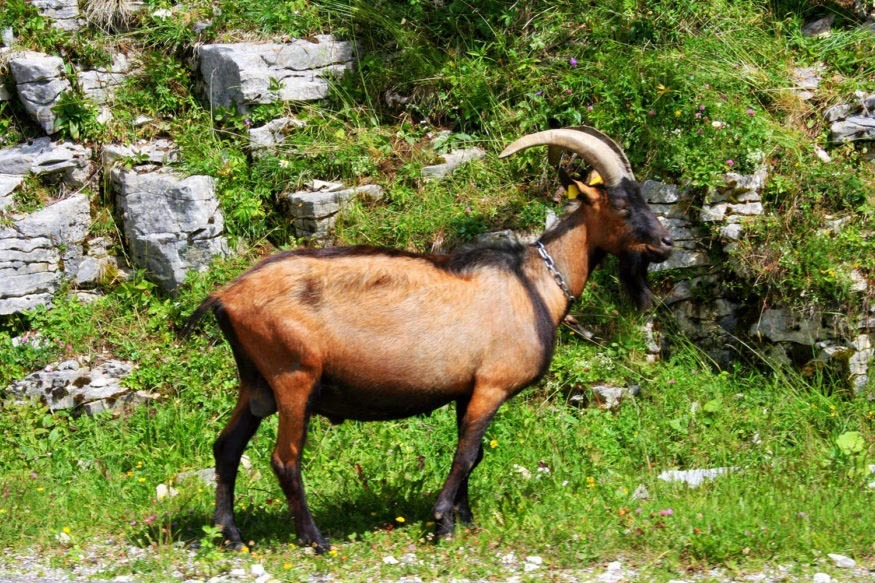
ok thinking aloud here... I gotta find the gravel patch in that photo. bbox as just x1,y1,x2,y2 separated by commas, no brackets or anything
1,543,874,582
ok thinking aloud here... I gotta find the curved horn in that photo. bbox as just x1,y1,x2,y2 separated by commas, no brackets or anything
499,128,632,186
546,126,634,180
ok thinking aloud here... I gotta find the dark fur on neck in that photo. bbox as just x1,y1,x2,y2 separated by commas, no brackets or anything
618,251,653,310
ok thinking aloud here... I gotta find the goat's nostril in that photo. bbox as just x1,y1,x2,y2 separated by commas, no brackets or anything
661,236,674,247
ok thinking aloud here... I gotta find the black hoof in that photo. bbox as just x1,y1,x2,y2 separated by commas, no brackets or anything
434,520,456,541
300,535,330,554
455,506,475,528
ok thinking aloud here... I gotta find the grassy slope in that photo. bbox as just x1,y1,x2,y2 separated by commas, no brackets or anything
1,0,874,580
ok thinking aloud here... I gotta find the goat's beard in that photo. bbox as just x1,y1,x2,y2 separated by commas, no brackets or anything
618,252,653,310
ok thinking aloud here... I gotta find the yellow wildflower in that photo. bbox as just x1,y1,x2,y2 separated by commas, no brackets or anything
395,516,405,523
489,439,498,449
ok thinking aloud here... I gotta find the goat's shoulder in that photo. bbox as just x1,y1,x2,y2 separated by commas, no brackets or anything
443,239,527,276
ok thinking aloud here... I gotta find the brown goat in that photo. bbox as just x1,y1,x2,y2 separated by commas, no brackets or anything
183,127,673,552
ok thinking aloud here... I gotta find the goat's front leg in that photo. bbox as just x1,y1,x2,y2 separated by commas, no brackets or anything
270,370,329,553
433,387,504,539
214,393,263,549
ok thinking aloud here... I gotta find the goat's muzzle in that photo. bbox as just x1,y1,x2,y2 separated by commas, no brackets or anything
645,235,674,263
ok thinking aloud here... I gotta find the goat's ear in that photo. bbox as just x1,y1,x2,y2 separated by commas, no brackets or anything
587,170,604,186
570,178,601,205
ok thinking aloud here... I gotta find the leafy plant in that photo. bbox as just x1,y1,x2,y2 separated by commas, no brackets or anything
51,91,103,141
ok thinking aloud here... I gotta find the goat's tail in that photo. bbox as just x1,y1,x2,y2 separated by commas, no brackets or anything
178,294,222,340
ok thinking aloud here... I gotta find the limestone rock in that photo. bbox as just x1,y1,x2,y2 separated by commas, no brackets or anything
112,168,229,291
102,139,179,168
791,64,824,101
0,193,91,314
0,174,24,210
421,147,486,179
199,36,355,112
76,52,133,105
9,52,71,134
642,180,708,272
249,117,306,154
281,181,383,239
825,92,875,143
31,0,84,31
0,138,92,187
802,14,834,37
702,167,766,224
658,467,735,487
76,236,119,287
3,358,151,415
750,309,823,345
1,27,13,49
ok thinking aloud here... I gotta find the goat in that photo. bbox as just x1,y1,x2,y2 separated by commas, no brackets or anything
182,126,673,552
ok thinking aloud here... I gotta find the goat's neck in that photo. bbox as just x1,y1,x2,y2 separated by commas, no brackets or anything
528,214,595,323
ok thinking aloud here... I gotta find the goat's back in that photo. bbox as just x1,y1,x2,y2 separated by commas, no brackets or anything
215,247,554,405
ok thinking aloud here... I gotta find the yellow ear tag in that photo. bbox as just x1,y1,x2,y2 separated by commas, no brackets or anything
566,183,580,200
588,171,604,186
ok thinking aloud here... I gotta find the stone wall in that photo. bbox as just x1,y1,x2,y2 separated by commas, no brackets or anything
643,168,874,393
199,36,355,112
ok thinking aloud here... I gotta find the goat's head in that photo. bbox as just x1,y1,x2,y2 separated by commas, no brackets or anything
500,127,673,309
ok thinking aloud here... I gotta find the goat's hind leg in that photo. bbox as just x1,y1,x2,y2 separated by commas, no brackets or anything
214,392,262,549
452,396,484,527
270,370,329,553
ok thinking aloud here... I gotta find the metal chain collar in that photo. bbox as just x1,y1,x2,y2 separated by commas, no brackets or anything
535,241,576,304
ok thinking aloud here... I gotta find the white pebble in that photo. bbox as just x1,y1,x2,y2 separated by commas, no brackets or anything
228,568,247,578
813,573,833,583
827,553,856,568
250,564,266,576
523,556,542,572
383,555,399,565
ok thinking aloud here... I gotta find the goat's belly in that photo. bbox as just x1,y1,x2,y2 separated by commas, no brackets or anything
310,380,460,422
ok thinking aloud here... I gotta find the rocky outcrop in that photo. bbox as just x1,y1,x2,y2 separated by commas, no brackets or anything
0,138,92,187
9,52,71,134
281,180,384,239
644,181,708,272
642,164,873,392
825,92,875,144
750,308,875,393
112,166,228,291
0,193,92,314
199,36,355,112
3,358,154,415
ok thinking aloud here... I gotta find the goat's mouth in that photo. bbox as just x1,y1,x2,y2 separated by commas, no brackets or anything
645,242,673,263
